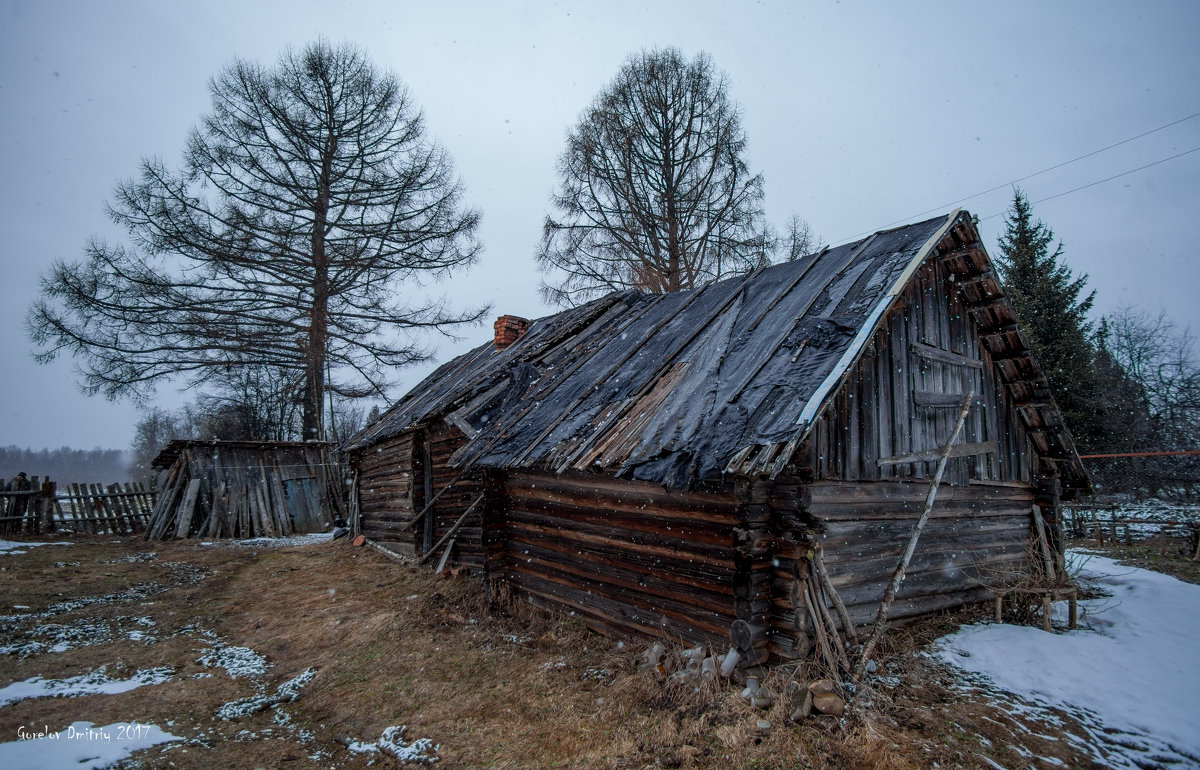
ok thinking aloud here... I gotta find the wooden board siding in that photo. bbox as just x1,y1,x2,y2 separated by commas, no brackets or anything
497,471,742,649
355,432,418,557
811,257,1036,486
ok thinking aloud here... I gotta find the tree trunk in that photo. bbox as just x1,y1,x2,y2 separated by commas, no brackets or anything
303,132,336,441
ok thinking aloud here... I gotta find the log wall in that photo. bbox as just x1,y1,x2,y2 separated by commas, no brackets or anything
422,423,486,570
761,478,1038,657
496,471,742,649
353,424,486,568
807,480,1037,623
355,433,418,557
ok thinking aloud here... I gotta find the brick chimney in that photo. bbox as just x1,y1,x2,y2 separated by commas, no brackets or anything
493,315,530,350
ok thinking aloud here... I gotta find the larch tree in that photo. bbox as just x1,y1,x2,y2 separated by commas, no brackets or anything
28,40,484,440
994,188,1099,446
537,47,767,306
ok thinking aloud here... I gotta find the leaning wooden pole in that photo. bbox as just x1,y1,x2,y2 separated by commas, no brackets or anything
855,390,974,680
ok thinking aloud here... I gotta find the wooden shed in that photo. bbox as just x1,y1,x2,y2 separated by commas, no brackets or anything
344,210,1089,665
145,440,343,540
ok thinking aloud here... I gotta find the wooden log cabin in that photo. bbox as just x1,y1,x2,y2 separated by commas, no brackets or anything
345,210,1089,666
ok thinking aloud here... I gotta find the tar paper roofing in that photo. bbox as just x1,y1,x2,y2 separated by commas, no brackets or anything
347,211,1088,491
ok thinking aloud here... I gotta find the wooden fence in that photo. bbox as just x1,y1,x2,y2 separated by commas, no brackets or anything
0,479,156,537
1063,502,1200,558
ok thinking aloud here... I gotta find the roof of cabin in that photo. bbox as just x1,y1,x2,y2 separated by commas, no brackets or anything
151,440,335,470
347,210,1089,492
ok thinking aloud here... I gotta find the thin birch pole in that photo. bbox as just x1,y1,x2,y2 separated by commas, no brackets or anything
855,390,974,680
812,545,859,645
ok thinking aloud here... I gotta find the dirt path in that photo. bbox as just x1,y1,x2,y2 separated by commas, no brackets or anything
0,536,1095,768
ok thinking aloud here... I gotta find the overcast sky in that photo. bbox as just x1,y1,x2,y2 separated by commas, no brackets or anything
2,0,1197,452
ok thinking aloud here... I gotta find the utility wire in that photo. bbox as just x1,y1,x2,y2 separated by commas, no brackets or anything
833,110,1200,243
978,145,1200,222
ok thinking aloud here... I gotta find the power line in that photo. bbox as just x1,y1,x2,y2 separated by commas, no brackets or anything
831,109,1200,243
978,145,1200,222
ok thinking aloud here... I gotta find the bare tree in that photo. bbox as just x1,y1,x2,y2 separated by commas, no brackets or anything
130,408,184,483
29,40,485,440
1094,306,1200,499
1105,307,1200,446
781,214,820,261
537,47,766,306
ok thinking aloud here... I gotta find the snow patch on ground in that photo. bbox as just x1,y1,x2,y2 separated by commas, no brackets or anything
228,533,334,549
0,540,72,555
934,551,1200,768
0,665,173,707
0,721,180,768
345,725,438,764
196,642,269,679
216,667,316,720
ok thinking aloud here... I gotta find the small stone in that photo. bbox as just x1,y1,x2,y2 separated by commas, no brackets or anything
812,692,845,717
750,689,775,709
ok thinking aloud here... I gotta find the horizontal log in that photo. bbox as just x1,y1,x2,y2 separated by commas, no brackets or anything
518,587,724,650
845,586,996,627
505,566,732,639
505,509,738,567
806,480,1033,506
509,534,736,598
507,471,739,517
510,495,735,545
360,517,423,534
817,513,1032,546
830,549,1030,601
504,524,736,584
505,543,735,620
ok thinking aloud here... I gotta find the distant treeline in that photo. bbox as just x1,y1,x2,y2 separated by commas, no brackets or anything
0,446,131,485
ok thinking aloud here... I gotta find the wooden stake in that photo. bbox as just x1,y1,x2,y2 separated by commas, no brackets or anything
812,546,859,645
809,563,851,672
804,579,837,677
435,536,457,573
856,390,974,680
418,493,485,565
401,469,470,532
1031,505,1055,579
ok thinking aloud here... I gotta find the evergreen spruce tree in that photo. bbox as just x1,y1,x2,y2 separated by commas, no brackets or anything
995,189,1100,448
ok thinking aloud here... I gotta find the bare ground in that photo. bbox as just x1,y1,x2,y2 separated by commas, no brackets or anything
0,535,1107,768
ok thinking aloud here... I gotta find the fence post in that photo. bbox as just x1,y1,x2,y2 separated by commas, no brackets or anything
40,480,56,534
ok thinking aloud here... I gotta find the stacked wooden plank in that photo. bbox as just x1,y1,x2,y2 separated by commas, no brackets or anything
144,441,341,540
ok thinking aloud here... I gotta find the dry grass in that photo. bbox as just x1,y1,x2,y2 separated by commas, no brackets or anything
0,535,1097,768
1070,533,1200,586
